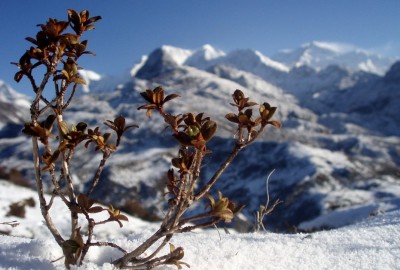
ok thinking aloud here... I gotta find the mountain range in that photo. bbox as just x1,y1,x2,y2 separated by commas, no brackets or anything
1,41,399,232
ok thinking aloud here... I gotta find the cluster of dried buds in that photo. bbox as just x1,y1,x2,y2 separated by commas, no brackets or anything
12,10,101,85
22,115,137,171
226,89,281,143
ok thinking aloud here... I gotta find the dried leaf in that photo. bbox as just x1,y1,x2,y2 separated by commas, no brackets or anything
200,120,217,141
137,104,158,110
169,243,176,253
61,69,70,79
72,77,87,85
25,37,37,45
116,214,129,222
68,9,81,25
164,93,180,103
14,71,24,82
42,114,57,131
114,116,125,129
145,109,152,118
233,89,245,102
85,15,102,25
204,193,215,209
173,132,193,146
154,90,163,105
238,114,249,124
268,120,282,128
59,121,69,135
76,122,87,132
245,101,258,107
216,209,234,222
88,206,104,213
77,193,94,210
225,113,239,123
140,89,153,103
63,239,81,254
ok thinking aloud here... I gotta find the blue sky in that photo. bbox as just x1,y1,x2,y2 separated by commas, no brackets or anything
1,0,399,96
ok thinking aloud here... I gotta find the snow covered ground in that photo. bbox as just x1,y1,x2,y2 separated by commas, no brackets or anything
0,179,399,270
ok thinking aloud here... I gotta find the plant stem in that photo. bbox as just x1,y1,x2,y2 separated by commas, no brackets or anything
86,152,111,196
31,137,64,246
194,143,243,200
112,228,169,267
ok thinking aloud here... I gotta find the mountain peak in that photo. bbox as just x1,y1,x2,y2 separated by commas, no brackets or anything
273,41,394,75
0,80,30,108
225,49,289,73
135,45,192,79
159,45,193,65
303,41,355,54
78,70,102,93
197,44,225,60
384,60,400,83
130,41,396,80
185,44,225,69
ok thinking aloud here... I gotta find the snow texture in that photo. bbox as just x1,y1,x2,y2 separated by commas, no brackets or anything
272,41,394,75
78,70,102,93
0,179,399,270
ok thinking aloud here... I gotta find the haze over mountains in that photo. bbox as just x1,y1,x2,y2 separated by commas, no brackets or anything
1,41,399,232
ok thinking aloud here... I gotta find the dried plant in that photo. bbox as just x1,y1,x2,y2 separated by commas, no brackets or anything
112,86,282,268
0,220,20,228
12,9,132,268
14,10,281,269
254,170,283,232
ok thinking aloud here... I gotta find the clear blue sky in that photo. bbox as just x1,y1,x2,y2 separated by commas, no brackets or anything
1,0,399,96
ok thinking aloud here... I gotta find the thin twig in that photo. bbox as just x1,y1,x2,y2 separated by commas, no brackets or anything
194,143,243,200
89,242,127,254
0,220,19,227
63,83,78,111
265,169,275,209
86,152,111,196
254,169,282,232
32,137,64,246
132,234,172,263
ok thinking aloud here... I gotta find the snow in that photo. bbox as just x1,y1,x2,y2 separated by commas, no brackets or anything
358,59,379,74
272,40,395,75
185,44,226,69
160,45,193,65
197,44,226,60
288,142,350,174
308,41,355,54
223,49,290,74
79,70,102,81
0,179,399,270
78,70,102,93
130,55,149,77
254,50,290,72
0,80,31,108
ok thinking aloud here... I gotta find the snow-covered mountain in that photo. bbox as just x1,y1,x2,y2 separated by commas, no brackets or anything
0,80,30,131
135,45,193,79
78,69,102,93
185,44,226,69
0,42,399,232
272,41,394,75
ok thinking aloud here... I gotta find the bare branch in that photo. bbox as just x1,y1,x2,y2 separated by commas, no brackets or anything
0,220,19,227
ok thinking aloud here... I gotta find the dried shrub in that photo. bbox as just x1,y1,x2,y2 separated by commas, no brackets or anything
14,9,281,269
